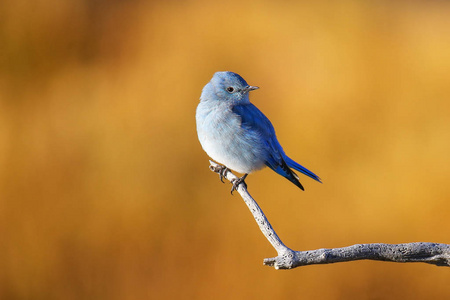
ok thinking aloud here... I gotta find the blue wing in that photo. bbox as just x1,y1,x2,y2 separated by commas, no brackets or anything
232,104,321,190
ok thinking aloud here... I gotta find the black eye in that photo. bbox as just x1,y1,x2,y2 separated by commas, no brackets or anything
226,87,235,93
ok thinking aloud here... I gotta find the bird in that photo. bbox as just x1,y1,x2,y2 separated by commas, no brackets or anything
196,71,321,193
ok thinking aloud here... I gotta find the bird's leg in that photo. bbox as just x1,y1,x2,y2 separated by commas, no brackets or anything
209,163,229,183
230,174,248,195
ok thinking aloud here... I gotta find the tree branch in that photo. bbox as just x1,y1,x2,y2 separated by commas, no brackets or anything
209,161,450,269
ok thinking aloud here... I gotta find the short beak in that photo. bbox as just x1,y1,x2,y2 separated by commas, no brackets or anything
245,85,259,93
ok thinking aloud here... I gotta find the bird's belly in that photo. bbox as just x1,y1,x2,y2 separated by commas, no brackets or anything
200,134,266,174
197,110,267,174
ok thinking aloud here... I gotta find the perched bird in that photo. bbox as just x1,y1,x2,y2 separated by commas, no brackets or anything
196,71,321,193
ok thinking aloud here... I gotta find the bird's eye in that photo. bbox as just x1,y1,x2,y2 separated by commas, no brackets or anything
226,87,235,93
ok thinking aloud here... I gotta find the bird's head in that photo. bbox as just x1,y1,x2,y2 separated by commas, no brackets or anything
201,71,259,104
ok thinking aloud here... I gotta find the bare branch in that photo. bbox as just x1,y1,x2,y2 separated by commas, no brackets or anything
209,161,450,269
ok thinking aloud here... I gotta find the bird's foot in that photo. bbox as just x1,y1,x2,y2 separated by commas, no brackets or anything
230,174,248,195
209,164,229,183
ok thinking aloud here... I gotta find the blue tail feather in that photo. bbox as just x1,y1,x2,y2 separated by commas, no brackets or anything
284,156,322,183
271,162,304,190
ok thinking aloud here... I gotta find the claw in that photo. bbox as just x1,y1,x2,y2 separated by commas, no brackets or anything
209,164,229,183
230,174,248,195
218,166,229,183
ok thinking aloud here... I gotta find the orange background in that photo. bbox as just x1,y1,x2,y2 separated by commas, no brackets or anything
1,0,449,299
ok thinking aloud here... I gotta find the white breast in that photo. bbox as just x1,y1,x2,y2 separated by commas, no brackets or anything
196,102,267,174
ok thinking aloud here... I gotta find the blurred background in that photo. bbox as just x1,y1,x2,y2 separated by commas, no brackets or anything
1,0,449,299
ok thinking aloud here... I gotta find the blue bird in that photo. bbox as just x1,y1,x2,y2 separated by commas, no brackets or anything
196,71,321,193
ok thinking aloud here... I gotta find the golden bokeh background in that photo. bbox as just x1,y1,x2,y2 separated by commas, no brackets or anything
1,0,449,299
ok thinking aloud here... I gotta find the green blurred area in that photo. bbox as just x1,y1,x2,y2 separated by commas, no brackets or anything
1,0,450,299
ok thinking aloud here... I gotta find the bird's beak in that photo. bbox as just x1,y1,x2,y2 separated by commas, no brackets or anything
244,85,259,93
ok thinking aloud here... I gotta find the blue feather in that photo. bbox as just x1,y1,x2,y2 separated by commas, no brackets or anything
233,103,320,190
284,156,322,183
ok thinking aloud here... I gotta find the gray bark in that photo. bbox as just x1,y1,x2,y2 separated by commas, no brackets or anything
209,161,450,269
